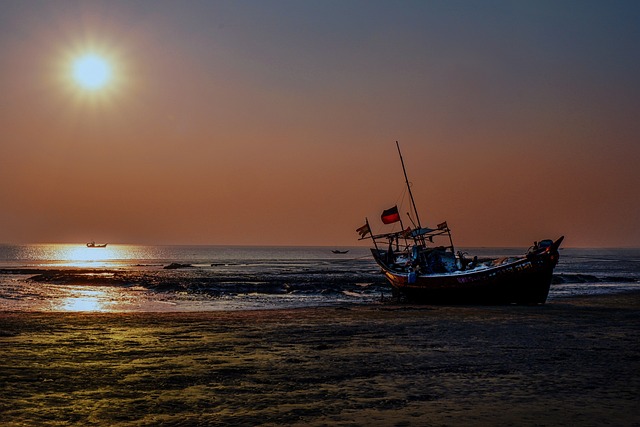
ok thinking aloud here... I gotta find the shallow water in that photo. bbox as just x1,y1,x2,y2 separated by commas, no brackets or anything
0,244,638,312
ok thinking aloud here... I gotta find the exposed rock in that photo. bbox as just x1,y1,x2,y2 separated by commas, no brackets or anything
163,263,193,270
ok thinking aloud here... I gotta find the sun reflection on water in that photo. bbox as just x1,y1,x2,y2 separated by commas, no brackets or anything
58,288,115,312
65,246,119,265
51,285,185,313
17,244,145,268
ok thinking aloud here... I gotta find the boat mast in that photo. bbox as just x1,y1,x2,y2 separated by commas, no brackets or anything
366,217,380,252
396,141,422,229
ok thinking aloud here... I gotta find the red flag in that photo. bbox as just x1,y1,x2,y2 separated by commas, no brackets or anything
437,221,448,230
356,223,371,238
381,206,400,224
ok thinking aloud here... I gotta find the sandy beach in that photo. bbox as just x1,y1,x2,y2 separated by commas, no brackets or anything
1,292,638,426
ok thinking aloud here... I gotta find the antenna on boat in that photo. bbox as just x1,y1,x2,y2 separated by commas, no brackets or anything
396,141,422,230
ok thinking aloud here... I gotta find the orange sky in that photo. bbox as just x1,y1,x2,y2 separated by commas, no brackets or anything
1,1,639,247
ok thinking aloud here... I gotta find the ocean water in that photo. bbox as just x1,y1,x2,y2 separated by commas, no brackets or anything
0,244,638,312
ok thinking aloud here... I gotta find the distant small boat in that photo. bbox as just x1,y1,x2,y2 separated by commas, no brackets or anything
86,242,107,248
332,250,350,254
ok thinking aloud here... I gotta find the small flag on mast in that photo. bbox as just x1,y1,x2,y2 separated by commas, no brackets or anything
356,222,371,238
381,206,401,224
437,221,448,230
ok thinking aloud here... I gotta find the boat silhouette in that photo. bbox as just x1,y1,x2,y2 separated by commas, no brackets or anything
86,241,108,248
357,142,563,304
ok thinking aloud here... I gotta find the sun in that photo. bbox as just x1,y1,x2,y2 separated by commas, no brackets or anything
72,54,112,90
56,40,129,104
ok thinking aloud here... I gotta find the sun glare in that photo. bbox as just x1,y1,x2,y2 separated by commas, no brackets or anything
72,54,111,90
56,39,129,104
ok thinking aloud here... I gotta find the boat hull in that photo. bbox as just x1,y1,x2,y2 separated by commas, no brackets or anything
372,237,562,304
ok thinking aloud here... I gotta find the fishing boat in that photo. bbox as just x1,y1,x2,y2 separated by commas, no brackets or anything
357,142,563,304
86,241,108,248
332,250,350,254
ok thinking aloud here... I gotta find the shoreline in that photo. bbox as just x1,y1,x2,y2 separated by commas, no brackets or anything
1,291,639,426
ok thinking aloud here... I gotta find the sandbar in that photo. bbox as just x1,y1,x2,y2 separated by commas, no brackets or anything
1,292,638,426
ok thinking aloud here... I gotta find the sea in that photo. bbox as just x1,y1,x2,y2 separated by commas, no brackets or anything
0,244,638,312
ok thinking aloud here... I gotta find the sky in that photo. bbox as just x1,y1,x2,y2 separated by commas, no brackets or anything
1,0,639,247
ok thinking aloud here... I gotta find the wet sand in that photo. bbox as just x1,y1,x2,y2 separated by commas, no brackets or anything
1,292,638,426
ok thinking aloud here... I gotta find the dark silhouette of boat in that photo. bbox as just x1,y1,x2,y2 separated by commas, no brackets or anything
331,250,350,254
86,241,108,248
357,142,563,304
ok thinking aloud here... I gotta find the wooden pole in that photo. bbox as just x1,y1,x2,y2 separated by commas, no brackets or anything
396,141,422,229
447,227,455,255
366,217,380,251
